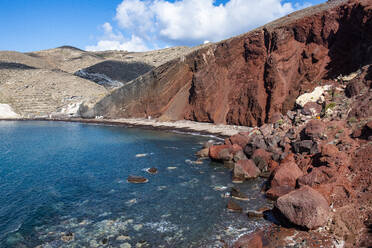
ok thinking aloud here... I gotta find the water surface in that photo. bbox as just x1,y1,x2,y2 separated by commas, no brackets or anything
0,121,269,247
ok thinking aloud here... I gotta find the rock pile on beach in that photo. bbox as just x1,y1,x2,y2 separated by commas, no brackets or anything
202,66,372,247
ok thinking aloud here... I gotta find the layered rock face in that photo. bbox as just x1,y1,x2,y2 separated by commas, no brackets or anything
88,0,372,126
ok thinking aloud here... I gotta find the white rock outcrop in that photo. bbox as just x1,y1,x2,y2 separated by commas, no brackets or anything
0,104,20,119
296,85,331,108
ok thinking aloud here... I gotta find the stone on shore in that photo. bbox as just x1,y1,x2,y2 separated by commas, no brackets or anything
196,147,210,157
270,158,303,188
303,119,326,140
233,159,260,180
209,144,242,161
276,186,330,229
233,230,263,248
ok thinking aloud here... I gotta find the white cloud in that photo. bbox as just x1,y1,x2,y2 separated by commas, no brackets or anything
85,22,148,52
87,0,312,51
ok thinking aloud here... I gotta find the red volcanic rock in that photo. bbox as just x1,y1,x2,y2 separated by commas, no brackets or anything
252,148,272,164
89,1,372,126
268,160,279,172
271,160,303,188
303,119,325,140
276,186,330,229
234,159,261,180
233,230,263,248
252,148,272,171
318,144,348,167
209,144,242,161
266,185,294,200
302,102,322,116
228,132,252,149
297,168,330,187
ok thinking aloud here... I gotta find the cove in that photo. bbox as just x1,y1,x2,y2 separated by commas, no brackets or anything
0,121,269,247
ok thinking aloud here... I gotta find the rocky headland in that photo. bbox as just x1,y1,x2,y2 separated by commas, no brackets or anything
1,0,371,247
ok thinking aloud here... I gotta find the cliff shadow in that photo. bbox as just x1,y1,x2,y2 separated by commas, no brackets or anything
0,62,36,70
78,60,154,83
325,3,372,79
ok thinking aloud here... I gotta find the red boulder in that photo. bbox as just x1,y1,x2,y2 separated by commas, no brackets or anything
276,186,330,229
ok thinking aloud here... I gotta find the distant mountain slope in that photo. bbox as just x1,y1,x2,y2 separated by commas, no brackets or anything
0,45,191,118
86,0,372,126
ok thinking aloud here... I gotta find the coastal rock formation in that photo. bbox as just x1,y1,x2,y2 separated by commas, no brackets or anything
210,65,372,246
88,0,372,127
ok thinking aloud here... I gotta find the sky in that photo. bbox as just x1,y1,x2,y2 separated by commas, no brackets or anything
0,0,325,52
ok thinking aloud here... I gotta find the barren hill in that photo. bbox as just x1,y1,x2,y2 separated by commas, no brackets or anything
0,46,191,118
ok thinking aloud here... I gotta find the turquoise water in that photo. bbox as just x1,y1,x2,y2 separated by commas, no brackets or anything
0,121,269,247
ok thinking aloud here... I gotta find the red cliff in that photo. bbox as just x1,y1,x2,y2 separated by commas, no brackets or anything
87,0,372,126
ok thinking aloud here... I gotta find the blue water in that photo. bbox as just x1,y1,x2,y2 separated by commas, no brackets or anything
0,121,269,247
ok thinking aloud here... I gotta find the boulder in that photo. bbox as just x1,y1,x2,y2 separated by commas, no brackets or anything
233,230,263,248
196,147,210,157
259,124,273,137
276,186,330,229
266,185,294,200
252,148,272,171
209,144,242,161
271,160,303,188
234,159,261,180
228,132,252,149
317,144,347,167
302,102,322,116
233,150,248,162
292,140,319,154
297,168,329,187
303,119,325,140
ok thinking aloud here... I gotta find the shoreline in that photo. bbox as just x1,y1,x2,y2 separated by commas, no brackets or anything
0,117,253,139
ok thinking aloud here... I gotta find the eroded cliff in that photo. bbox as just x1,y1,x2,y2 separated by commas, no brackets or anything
88,0,372,126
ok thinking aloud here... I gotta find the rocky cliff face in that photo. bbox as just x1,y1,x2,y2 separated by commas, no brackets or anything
89,0,372,126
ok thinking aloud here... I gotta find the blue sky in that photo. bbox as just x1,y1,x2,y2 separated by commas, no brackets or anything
0,0,325,52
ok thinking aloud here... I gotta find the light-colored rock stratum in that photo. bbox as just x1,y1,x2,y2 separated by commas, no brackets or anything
0,46,191,118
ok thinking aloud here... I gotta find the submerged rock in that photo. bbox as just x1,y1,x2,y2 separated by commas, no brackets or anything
61,232,74,242
227,199,243,213
230,187,249,201
127,176,148,184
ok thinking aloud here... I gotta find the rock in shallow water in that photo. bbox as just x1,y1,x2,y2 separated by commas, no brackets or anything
146,167,158,174
233,159,260,181
230,187,249,201
227,199,243,213
127,176,148,184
